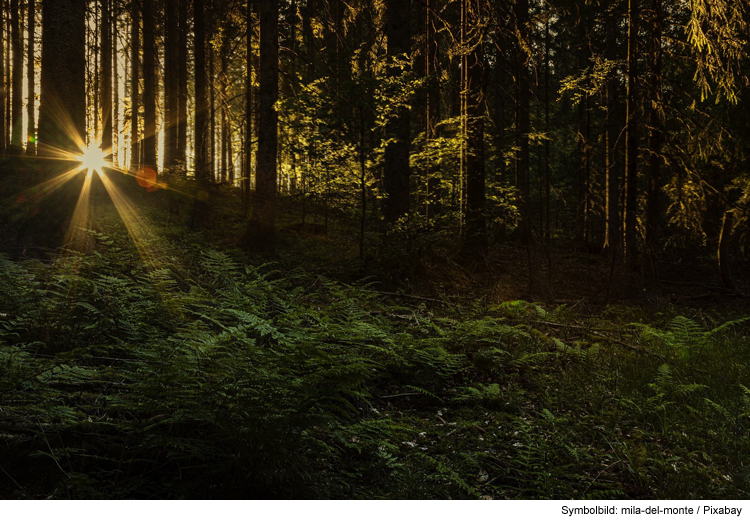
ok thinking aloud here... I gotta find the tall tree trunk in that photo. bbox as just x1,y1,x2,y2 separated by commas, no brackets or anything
241,0,278,250
129,0,139,169
112,2,119,165
624,0,640,269
142,0,156,170
25,0,35,155
4,12,9,151
604,9,622,252
544,17,550,240
220,32,229,182
39,0,85,153
177,0,188,163
30,0,86,246
0,0,6,155
425,0,440,220
464,0,486,251
10,0,22,153
645,0,663,276
100,0,113,159
164,0,179,167
383,0,411,225
244,0,254,214
515,0,531,243
194,0,208,181
209,44,216,181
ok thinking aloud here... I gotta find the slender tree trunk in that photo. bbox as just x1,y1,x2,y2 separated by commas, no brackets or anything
718,210,735,290
194,0,208,182
220,33,229,183
10,0,22,152
244,0,254,214
25,0,35,155
129,0,139,169
4,13,8,152
0,0,6,155
142,0,156,170
164,0,178,167
383,0,411,224
100,0,113,159
209,44,216,182
624,0,640,269
112,2,119,165
604,10,622,252
645,0,663,276
241,0,278,250
425,0,440,220
544,17,550,240
464,0,486,251
515,0,531,243
177,0,188,163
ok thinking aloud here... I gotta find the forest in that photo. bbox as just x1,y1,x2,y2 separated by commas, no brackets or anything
0,0,749,499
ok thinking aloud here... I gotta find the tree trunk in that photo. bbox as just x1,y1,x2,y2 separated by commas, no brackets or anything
10,0,22,153
718,210,735,290
464,0,486,251
544,17,550,240
164,0,179,167
194,0,208,181
241,0,278,250
0,0,6,155
604,10,623,252
244,0,254,214
25,0,35,155
112,1,119,165
28,0,86,247
100,0,113,159
515,0,531,243
177,0,188,163
624,0,640,269
645,0,663,276
129,0,139,169
142,0,156,171
425,0,440,220
383,0,411,225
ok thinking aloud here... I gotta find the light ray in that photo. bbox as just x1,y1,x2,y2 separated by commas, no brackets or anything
64,170,94,252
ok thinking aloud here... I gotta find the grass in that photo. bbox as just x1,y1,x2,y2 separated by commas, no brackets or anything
0,194,749,499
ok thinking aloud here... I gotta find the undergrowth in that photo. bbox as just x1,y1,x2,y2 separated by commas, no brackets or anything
0,222,749,498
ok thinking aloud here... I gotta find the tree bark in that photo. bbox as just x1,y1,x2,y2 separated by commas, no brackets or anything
515,0,531,243
718,210,735,290
464,0,486,251
100,0,113,159
604,10,623,252
10,0,22,153
177,0,188,163
129,0,139,169
241,0,278,250
25,0,35,155
0,0,7,155
624,0,640,269
164,0,179,167
28,0,86,247
425,0,440,220
142,0,156,170
383,0,411,225
645,0,663,276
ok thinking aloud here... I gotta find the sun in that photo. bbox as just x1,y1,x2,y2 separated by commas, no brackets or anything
76,145,108,176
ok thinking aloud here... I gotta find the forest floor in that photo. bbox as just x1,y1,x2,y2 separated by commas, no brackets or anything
0,178,749,499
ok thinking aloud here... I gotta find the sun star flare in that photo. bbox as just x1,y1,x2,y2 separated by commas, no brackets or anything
76,145,109,177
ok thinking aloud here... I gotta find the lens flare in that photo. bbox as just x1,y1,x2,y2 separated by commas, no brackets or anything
77,145,108,177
